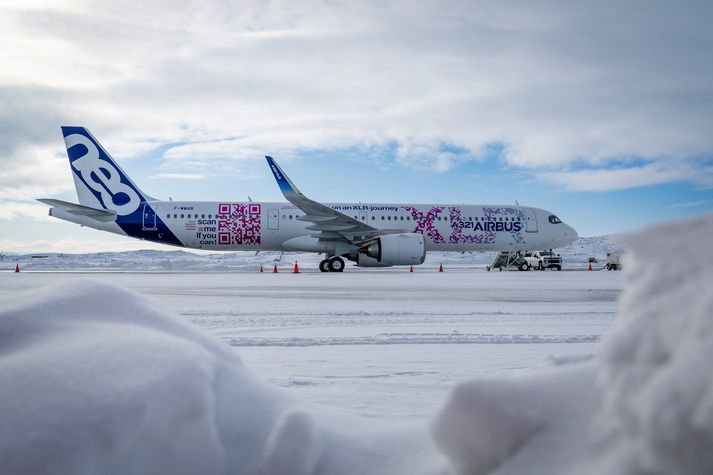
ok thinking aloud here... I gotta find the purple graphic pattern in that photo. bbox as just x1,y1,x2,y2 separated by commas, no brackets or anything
483,207,526,244
401,205,526,245
403,206,446,243
217,203,261,245
448,207,497,244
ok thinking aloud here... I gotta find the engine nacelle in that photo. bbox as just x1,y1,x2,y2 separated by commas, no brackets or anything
360,233,426,266
354,254,393,267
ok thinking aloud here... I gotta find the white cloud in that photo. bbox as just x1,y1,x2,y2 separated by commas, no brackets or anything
537,159,713,192
151,173,209,180
0,199,54,221
0,0,712,199
666,199,709,209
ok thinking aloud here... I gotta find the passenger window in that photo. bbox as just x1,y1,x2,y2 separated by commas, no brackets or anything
400,216,404,220
282,215,286,219
372,216,375,220
181,214,184,219
201,214,205,219
166,214,170,218
173,214,177,218
381,216,385,220
388,216,391,220
406,216,410,220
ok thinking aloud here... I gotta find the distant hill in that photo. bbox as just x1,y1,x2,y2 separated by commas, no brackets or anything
2,236,623,271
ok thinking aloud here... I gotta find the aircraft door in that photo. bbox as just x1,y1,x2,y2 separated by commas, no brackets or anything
525,207,538,233
268,209,279,230
142,203,157,230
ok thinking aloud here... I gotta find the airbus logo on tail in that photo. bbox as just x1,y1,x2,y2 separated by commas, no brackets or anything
66,134,141,215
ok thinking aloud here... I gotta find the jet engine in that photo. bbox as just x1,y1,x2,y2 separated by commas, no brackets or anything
354,254,393,267
359,233,426,265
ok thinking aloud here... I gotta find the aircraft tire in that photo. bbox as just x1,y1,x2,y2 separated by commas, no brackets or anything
319,259,330,272
328,257,345,272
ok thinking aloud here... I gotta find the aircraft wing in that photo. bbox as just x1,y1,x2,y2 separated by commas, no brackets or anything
37,198,117,222
265,156,405,244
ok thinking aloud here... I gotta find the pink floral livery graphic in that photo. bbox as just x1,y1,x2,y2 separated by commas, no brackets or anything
217,203,261,245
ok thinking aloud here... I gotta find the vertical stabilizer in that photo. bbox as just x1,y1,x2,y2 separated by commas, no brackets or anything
60,126,153,216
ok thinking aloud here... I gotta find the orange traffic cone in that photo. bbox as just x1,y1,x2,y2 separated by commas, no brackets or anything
439,263,444,272
293,261,300,273
273,263,278,273
409,265,414,272
259,265,263,273
588,262,592,271
15,263,20,273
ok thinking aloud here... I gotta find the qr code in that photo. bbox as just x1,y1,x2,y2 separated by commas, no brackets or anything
217,203,261,245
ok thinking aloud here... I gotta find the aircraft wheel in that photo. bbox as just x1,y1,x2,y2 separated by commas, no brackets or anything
319,259,330,272
328,257,345,272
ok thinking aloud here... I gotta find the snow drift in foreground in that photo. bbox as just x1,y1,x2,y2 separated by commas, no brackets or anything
1,213,711,474
433,213,713,474
0,281,443,475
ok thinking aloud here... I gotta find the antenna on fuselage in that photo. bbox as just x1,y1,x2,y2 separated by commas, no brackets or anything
248,196,253,202
515,200,520,205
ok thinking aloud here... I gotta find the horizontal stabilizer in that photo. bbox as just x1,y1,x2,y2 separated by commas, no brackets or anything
37,198,117,222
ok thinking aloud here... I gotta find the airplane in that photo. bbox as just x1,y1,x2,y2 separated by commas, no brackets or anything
39,126,578,272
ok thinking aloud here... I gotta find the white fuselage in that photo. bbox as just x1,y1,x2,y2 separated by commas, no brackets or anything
66,200,577,253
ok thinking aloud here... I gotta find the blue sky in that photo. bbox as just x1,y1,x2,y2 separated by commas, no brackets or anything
1,0,712,252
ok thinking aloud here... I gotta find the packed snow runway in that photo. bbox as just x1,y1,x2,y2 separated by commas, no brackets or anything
0,269,621,418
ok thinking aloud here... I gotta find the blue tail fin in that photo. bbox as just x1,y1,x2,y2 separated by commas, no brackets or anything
61,126,153,216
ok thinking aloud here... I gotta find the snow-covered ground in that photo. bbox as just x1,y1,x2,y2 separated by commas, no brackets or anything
0,235,623,272
0,270,618,419
2,214,711,474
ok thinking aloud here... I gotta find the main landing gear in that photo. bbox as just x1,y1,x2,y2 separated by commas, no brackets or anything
319,256,345,272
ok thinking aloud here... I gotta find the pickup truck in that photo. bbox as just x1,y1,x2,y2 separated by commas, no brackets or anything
523,250,562,271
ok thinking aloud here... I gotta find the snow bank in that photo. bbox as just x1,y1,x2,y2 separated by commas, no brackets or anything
0,280,283,474
594,213,713,473
433,212,713,474
0,280,442,475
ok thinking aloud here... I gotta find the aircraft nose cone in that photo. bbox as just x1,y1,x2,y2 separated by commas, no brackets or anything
566,225,578,242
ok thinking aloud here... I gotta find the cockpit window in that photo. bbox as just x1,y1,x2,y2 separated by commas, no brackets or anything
548,215,562,224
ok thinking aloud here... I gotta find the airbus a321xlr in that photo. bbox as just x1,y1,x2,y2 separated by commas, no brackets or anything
39,127,578,272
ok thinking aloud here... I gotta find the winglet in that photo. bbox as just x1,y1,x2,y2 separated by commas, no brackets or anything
265,156,303,199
